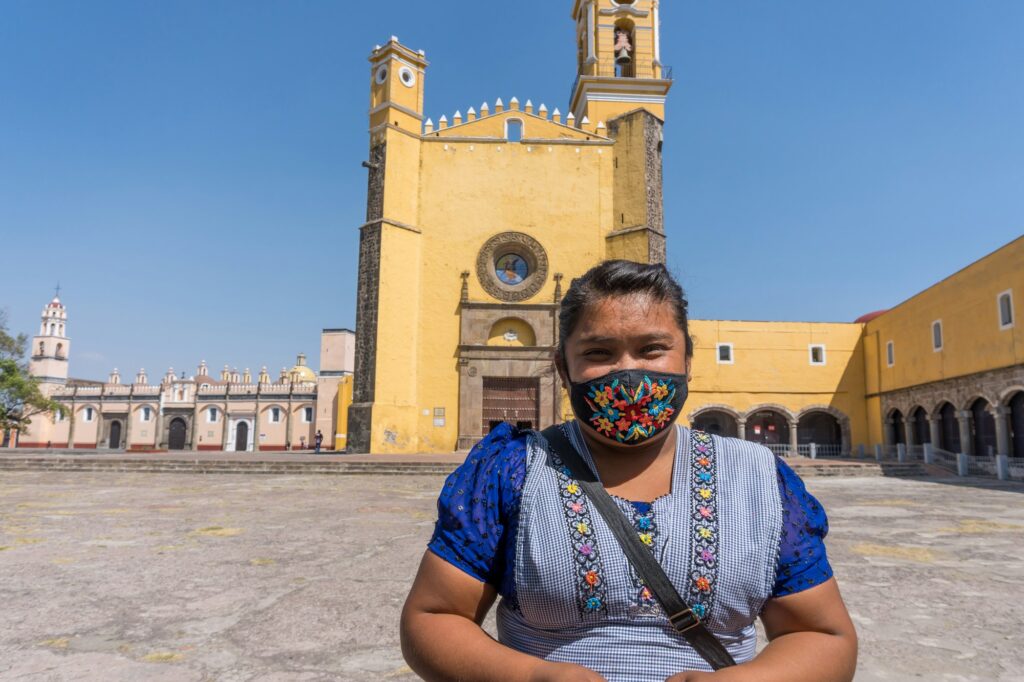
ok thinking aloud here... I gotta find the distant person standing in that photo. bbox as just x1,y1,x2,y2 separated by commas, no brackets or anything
315,430,323,454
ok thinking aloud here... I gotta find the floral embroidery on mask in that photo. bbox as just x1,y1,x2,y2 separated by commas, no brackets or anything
583,376,678,443
686,430,720,622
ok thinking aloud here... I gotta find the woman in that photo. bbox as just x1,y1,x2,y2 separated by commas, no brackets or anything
401,261,857,681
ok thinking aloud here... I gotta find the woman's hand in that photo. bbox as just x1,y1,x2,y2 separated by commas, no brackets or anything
529,661,608,682
665,673,718,682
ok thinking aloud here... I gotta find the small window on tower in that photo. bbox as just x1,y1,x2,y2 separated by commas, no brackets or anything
271,407,281,423
142,407,152,422
303,407,313,423
716,343,734,364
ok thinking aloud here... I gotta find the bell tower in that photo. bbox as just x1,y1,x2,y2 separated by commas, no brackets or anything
569,0,671,124
348,37,428,453
28,289,70,393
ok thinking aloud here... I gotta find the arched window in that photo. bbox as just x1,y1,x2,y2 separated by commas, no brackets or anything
38,341,45,356
506,119,524,142
49,323,55,335
55,343,64,359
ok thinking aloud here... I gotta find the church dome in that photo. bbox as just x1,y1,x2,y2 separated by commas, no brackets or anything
288,353,316,383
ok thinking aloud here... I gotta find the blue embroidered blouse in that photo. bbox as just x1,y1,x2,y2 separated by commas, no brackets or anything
429,423,833,604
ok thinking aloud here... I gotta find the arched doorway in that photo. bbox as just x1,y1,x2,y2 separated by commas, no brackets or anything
938,402,960,452
889,410,905,445
168,418,188,451
911,407,930,444
108,421,122,450
745,410,789,446
971,398,996,457
235,421,249,452
797,411,842,448
691,410,738,438
1009,391,1024,458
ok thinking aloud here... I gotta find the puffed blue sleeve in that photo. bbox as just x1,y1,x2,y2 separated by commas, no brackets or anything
427,423,528,599
773,456,834,597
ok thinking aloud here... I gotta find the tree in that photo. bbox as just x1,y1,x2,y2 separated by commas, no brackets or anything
0,310,59,433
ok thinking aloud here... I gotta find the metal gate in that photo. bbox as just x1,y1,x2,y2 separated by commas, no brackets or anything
482,377,539,434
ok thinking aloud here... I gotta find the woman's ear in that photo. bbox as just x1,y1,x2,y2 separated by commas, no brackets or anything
685,356,693,379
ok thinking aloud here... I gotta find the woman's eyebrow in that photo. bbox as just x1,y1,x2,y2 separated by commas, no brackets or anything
576,332,675,344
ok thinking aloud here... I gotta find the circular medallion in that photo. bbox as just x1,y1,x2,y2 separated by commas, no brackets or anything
374,64,389,85
399,66,416,88
476,232,549,302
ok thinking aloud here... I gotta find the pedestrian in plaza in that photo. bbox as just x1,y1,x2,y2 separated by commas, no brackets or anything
314,430,323,454
402,260,857,681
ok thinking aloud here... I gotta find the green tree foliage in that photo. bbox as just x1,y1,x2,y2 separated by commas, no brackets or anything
0,310,59,432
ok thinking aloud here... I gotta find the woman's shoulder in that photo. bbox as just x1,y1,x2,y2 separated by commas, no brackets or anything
463,422,532,464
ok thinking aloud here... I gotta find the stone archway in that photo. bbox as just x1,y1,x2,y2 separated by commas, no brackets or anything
1008,391,1024,458
168,418,188,451
691,409,739,438
970,398,997,457
745,408,791,446
108,421,122,450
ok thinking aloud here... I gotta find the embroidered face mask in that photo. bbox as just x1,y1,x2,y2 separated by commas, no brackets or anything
569,369,688,445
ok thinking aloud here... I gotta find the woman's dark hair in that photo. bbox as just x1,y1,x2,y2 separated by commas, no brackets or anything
558,260,693,358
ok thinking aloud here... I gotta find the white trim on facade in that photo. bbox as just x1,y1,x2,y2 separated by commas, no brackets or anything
998,289,1014,330
716,343,734,365
809,344,827,366
932,320,944,352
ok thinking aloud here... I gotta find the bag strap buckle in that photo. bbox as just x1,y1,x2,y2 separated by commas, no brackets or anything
669,607,701,633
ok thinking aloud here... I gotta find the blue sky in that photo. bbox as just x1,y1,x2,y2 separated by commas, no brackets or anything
1,1,1021,380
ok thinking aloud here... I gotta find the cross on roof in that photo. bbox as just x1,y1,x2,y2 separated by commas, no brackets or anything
54,283,61,298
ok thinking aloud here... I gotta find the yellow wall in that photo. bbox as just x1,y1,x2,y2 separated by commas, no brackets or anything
686,320,870,445
865,236,1024,394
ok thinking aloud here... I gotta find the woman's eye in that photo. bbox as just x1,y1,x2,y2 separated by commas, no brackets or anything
583,349,610,357
642,345,668,354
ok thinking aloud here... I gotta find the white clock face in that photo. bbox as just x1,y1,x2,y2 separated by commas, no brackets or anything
399,66,416,88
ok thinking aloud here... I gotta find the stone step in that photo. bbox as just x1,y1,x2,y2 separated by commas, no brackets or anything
0,456,926,478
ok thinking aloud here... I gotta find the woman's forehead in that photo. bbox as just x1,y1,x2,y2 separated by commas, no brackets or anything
572,295,679,335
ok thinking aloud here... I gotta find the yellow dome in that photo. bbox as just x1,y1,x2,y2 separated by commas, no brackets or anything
289,365,317,383
288,353,316,383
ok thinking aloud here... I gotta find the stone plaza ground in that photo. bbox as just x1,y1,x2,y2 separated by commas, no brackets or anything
1,469,1022,681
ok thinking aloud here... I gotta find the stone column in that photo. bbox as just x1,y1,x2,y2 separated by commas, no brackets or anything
956,410,973,455
992,405,1011,457
253,392,261,454
736,418,746,441
155,394,165,449
927,416,942,450
285,395,294,451
221,398,231,451
788,420,799,456
67,398,77,449
190,399,201,451
903,418,916,449
124,388,133,450
883,419,894,446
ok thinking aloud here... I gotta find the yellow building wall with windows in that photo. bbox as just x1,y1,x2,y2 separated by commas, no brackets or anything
862,235,1023,443
685,320,870,447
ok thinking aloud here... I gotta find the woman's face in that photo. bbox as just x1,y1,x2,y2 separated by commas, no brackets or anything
560,294,691,384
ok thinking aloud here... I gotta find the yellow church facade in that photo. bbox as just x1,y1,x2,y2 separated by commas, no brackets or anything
348,1,672,453
348,1,1023,458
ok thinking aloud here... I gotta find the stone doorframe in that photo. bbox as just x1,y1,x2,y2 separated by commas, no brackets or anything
227,415,255,452
457,302,562,450
99,412,128,450
160,409,194,450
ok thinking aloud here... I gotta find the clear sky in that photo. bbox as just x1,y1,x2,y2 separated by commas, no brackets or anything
1,1,1021,381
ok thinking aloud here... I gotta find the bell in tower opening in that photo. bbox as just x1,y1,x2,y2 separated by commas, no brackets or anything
614,24,635,77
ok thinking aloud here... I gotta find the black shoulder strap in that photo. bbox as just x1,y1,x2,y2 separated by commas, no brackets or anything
540,425,737,671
